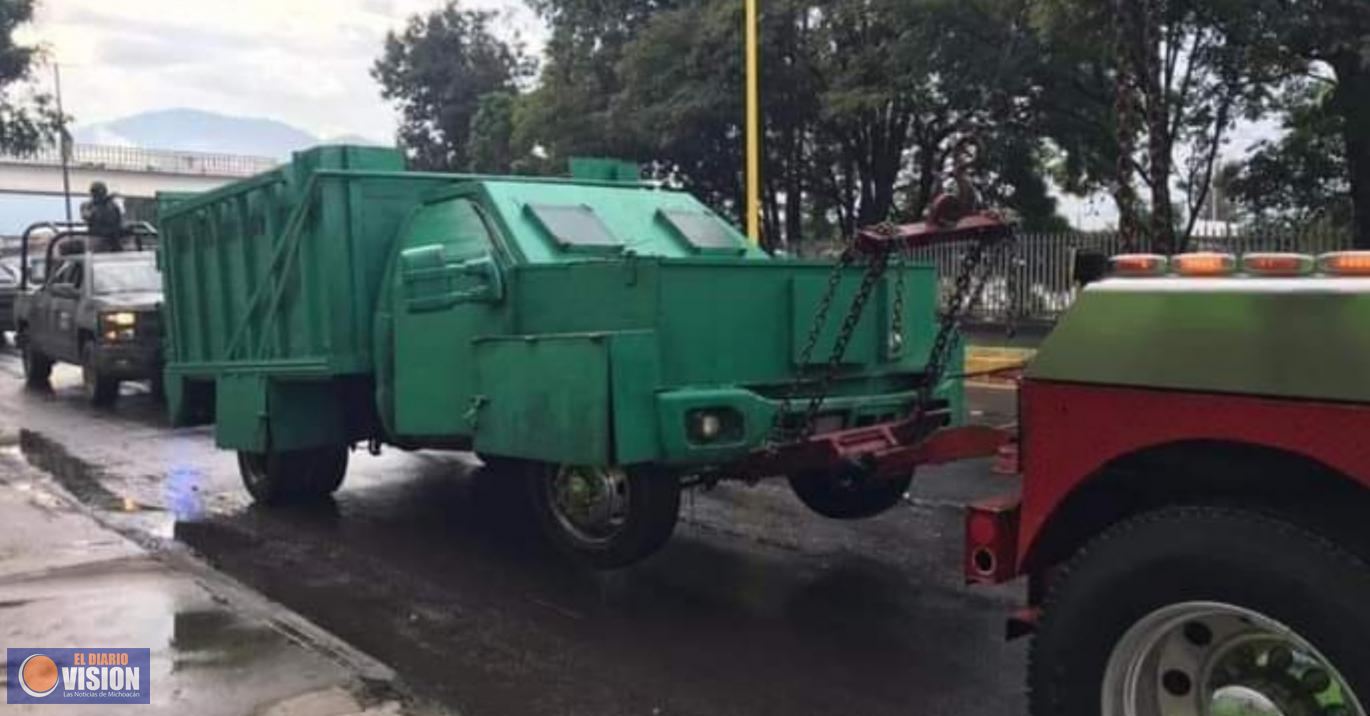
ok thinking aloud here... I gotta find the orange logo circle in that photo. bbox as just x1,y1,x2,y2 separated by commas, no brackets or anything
19,654,59,697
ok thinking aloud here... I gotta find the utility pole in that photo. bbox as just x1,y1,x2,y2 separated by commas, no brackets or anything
54,63,73,224
744,0,761,247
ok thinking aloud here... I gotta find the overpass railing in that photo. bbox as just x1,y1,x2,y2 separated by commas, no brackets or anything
0,143,279,178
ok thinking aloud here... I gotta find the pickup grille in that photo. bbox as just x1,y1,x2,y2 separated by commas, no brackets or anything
136,310,162,343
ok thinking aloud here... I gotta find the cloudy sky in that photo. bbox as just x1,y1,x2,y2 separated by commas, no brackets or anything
20,0,541,143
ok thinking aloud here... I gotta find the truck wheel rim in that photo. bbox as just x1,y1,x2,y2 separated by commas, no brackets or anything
1103,601,1364,716
548,466,629,546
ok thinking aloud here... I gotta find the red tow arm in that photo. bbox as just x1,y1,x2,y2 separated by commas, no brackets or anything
739,207,1016,480
739,421,1013,481
852,211,1014,256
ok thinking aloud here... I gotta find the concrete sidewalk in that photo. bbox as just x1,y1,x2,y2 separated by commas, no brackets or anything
0,438,427,716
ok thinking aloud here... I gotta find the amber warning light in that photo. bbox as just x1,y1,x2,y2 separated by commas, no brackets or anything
1242,253,1314,276
1171,252,1237,277
1109,254,1168,277
1318,251,1370,276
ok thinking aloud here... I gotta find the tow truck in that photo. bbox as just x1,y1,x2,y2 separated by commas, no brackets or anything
968,250,1370,715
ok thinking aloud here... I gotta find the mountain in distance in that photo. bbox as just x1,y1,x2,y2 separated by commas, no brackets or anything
73,108,385,159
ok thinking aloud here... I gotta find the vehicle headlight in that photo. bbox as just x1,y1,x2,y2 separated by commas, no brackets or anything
104,312,137,327
101,312,138,342
686,408,744,444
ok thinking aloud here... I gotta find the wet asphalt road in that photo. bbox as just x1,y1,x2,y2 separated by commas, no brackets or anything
0,345,1027,716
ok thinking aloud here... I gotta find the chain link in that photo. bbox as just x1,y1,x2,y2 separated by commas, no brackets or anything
769,247,857,444
889,229,908,357
795,249,891,438
769,222,902,445
769,222,1009,446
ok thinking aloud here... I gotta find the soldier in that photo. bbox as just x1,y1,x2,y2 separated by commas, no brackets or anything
81,181,124,251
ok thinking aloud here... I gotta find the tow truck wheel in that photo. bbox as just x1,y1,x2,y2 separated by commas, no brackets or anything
20,339,52,386
237,447,349,505
787,468,912,520
527,463,681,569
1029,505,1370,716
80,343,120,406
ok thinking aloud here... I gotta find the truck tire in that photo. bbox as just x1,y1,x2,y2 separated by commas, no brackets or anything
1029,505,1370,716
787,468,912,519
476,453,519,474
527,462,681,569
21,340,52,387
237,446,349,505
81,343,120,407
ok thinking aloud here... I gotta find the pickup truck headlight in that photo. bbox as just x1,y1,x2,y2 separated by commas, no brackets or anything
100,312,137,342
104,312,137,327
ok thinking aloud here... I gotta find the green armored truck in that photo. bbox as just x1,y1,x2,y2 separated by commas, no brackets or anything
158,146,963,567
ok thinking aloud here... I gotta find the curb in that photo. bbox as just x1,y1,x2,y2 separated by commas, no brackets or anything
15,428,409,699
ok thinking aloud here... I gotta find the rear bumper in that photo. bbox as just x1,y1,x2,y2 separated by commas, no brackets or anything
92,342,161,379
965,495,1022,584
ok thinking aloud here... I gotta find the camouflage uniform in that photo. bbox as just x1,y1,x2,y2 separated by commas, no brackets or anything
81,182,124,251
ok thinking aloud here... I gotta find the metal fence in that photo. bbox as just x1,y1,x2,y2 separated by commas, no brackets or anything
904,228,1354,325
0,143,279,178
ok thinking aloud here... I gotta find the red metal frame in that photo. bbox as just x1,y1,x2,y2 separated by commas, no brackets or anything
739,209,1015,480
1014,380,1370,573
966,493,1020,584
852,212,1013,256
740,420,1011,481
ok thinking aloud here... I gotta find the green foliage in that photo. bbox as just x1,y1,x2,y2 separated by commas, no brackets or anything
613,0,1064,246
0,0,60,155
372,2,532,170
1231,0,1370,246
468,91,517,173
1030,0,1281,251
375,0,1370,248
1227,82,1352,228
514,0,675,162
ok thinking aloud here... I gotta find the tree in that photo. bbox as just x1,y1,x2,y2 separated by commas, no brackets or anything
592,0,1063,249
514,0,676,164
613,1,745,220
1227,81,1352,230
1238,0,1370,246
373,2,531,171
614,0,824,249
1033,0,1270,252
0,0,61,155
468,91,517,173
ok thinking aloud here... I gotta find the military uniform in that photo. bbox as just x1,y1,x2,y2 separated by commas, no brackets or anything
80,182,124,252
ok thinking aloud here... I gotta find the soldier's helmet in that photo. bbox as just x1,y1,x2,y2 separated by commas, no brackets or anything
89,181,109,199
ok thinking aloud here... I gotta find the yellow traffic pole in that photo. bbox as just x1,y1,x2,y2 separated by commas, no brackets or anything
744,0,761,246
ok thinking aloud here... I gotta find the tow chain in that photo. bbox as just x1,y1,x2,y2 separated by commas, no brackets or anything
769,225,1008,446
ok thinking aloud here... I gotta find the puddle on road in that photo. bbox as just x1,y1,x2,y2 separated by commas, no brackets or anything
18,434,146,511
0,557,360,715
170,608,297,672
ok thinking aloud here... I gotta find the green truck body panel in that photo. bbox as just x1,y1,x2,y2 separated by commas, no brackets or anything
1027,277,1370,402
160,145,962,465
